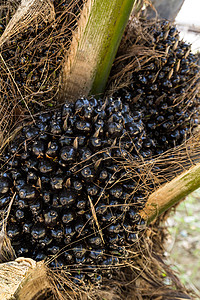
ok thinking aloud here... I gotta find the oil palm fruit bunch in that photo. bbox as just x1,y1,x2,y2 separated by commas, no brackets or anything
0,97,147,285
113,20,200,156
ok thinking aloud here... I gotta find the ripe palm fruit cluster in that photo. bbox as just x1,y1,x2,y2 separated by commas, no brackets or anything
0,13,199,287
114,21,200,156
0,97,146,285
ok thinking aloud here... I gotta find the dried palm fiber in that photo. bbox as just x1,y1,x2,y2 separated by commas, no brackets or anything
0,0,55,47
0,0,85,153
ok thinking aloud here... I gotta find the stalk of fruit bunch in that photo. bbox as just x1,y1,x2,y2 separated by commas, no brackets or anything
62,0,140,102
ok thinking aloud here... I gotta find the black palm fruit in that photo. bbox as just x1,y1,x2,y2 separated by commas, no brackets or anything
0,97,146,285
113,20,200,156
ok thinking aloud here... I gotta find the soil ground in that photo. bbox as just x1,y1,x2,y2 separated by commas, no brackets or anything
166,189,200,299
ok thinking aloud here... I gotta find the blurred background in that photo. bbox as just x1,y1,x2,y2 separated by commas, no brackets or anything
153,0,200,298
175,0,200,52
166,189,200,298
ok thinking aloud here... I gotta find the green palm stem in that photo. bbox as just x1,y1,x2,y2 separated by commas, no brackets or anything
61,0,140,102
140,163,200,224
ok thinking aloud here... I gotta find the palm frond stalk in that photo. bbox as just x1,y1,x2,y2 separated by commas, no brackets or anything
61,0,139,102
140,163,200,224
